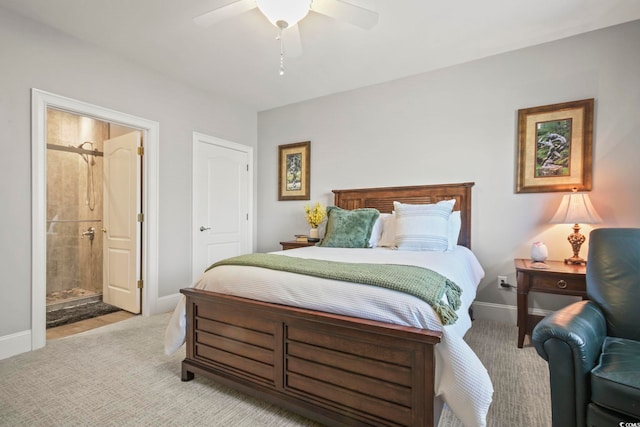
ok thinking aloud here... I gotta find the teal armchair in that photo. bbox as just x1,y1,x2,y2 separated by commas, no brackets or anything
532,228,640,427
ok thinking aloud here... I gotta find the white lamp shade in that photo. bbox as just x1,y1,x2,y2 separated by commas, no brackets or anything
256,0,311,28
550,192,602,224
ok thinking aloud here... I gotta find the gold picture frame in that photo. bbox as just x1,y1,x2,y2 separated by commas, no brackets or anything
516,98,594,193
278,141,310,201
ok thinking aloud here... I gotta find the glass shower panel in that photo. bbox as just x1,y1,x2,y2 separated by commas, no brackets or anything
46,109,105,307
46,220,103,304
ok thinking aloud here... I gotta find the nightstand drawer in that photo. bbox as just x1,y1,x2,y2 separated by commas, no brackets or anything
530,274,585,293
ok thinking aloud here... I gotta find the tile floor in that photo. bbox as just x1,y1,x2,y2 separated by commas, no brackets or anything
46,287,100,310
45,287,135,339
46,310,136,340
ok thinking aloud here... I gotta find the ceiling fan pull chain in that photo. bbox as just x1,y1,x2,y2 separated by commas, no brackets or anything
277,26,285,76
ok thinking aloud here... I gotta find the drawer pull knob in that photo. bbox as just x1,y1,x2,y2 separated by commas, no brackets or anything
557,280,568,289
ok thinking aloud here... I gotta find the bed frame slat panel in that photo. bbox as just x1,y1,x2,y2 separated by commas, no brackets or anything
196,318,274,350
363,196,435,212
287,340,412,385
286,372,411,426
196,330,274,364
195,343,274,382
287,325,413,366
286,357,412,406
196,302,276,334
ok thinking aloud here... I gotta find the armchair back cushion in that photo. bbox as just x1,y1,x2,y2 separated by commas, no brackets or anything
586,228,640,341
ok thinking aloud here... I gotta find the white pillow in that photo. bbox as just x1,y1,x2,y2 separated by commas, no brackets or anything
377,212,397,247
448,210,461,251
368,213,390,247
393,199,455,251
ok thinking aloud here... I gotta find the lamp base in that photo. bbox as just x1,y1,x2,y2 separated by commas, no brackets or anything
564,256,586,265
565,224,587,265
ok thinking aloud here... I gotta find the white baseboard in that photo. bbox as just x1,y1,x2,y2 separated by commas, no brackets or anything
471,301,553,325
0,330,32,360
153,293,182,315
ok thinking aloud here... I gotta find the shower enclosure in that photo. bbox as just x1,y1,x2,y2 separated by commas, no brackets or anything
45,109,113,327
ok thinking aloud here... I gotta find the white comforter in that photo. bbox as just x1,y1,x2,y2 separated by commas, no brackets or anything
165,246,493,427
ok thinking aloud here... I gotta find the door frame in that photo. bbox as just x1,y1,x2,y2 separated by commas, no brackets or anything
31,89,160,351
192,132,254,283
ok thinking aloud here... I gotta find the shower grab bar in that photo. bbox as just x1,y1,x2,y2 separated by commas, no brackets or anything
47,219,102,223
47,143,104,157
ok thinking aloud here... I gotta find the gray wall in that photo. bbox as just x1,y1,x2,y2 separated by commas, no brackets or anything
257,20,640,321
0,8,257,338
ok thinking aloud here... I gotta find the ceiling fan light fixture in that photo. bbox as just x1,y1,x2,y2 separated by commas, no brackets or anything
256,0,311,29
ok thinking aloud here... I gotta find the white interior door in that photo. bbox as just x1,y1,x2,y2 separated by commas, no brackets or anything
193,134,252,281
103,131,141,313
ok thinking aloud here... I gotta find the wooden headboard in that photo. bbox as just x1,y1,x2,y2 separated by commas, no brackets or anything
333,182,475,248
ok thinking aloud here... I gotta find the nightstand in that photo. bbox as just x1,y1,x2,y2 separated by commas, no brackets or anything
514,258,587,348
280,240,317,250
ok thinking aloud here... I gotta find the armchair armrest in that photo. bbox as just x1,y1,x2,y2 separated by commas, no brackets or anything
532,300,607,427
533,300,607,366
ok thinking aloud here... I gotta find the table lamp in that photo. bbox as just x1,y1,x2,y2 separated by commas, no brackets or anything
550,189,602,264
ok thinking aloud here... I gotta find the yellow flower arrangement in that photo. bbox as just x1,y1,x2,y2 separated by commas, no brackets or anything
304,202,327,228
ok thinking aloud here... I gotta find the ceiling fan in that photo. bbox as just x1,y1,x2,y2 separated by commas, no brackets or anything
194,0,379,74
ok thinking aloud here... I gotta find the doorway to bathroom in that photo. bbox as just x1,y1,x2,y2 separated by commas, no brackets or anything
31,89,161,352
45,108,141,330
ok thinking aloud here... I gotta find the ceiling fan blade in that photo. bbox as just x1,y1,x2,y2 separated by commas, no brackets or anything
284,24,303,58
193,0,257,27
311,0,379,30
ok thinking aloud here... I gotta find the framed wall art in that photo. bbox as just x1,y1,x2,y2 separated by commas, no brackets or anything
278,141,310,201
516,98,594,193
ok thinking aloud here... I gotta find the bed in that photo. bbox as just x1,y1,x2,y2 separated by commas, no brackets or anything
165,182,493,427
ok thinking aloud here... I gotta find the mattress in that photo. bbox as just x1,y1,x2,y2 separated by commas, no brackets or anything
165,246,493,427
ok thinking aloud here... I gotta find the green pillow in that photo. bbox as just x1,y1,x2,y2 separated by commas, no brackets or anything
319,207,380,248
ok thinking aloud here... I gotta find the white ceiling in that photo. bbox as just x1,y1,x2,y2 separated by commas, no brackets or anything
3,0,640,111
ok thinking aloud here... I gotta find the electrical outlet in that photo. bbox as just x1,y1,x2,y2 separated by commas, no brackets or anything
497,275,508,290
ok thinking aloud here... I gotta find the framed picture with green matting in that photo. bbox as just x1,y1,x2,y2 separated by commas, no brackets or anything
516,99,594,193
278,141,310,200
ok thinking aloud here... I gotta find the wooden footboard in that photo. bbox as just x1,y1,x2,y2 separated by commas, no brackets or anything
181,288,442,427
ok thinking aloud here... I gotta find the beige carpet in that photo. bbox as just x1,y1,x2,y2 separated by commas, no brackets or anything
0,314,551,426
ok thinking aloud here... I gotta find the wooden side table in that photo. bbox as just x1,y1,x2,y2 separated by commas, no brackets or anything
514,259,587,348
280,240,317,250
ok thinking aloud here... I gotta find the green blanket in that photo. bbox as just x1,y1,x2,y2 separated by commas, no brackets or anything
206,253,462,325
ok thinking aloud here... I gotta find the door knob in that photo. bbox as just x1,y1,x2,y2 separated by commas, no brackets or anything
199,226,211,231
